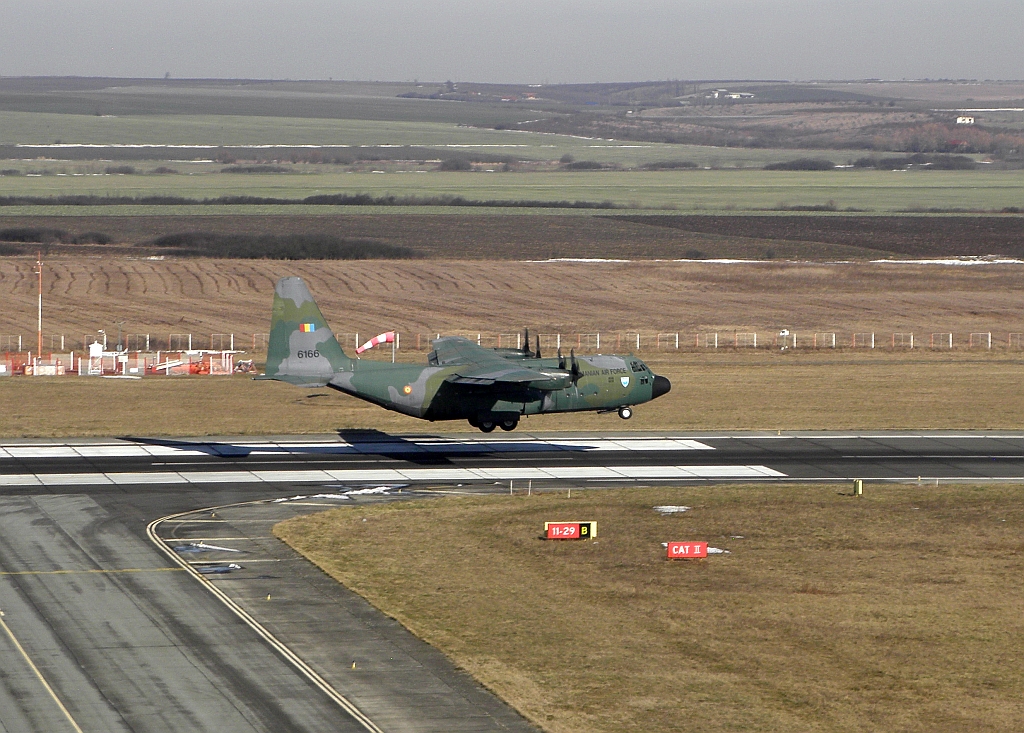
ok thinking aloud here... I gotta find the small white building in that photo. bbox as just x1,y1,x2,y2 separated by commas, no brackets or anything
956,116,975,125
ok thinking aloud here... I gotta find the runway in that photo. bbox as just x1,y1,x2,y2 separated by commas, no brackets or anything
2,431,1023,732
3,431,1024,489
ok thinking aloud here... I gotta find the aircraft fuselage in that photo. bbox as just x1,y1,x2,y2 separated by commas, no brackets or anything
325,353,667,423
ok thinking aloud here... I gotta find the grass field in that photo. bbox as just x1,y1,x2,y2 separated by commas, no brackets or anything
3,353,1023,438
3,168,1023,212
274,484,1024,733
0,110,854,169
0,108,875,167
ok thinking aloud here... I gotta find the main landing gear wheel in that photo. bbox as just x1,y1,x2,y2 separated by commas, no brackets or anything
499,417,519,431
478,420,496,433
618,406,633,420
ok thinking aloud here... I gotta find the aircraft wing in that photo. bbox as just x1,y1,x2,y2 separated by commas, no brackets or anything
429,336,503,366
431,337,570,389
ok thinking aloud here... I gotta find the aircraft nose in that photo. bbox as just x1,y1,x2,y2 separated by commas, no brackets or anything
652,374,671,400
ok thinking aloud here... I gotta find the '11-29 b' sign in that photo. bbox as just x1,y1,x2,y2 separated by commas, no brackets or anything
544,521,598,540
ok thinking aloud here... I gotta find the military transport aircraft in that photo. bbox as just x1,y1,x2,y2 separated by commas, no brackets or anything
259,277,670,432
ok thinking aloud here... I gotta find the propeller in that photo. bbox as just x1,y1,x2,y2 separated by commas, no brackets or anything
569,348,581,384
535,334,542,359
557,348,565,370
522,328,531,356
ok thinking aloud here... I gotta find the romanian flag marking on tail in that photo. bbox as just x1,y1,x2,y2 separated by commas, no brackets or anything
299,323,316,333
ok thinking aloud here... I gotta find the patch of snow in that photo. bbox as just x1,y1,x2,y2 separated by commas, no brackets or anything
872,257,1024,266
272,493,351,502
654,505,692,514
523,258,632,263
344,486,396,496
272,485,402,502
674,258,769,264
173,542,242,553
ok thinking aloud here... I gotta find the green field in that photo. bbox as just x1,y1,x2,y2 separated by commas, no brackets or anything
0,86,559,127
3,168,1023,212
3,104,1021,214
0,110,882,168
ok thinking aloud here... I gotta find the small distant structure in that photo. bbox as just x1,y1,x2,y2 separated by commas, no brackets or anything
956,116,975,125
706,89,754,100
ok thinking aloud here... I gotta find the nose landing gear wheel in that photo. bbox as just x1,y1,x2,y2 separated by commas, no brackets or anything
499,418,519,431
618,406,633,420
478,420,496,433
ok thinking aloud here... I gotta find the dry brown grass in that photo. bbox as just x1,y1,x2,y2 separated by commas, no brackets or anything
274,484,1024,733
3,352,1023,438
2,255,1024,339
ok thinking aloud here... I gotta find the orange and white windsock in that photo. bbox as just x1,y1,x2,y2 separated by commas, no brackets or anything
356,331,395,354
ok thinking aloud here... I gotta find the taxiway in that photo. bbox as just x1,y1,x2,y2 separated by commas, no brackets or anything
2,431,1023,732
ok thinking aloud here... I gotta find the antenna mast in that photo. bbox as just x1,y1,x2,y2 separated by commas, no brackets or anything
34,251,42,358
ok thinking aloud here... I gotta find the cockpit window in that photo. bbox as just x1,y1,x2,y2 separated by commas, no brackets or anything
630,360,645,373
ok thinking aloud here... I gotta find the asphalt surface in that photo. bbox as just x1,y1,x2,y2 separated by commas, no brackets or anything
0,493,373,733
4,431,1024,488
151,498,538,733
2,430,1024,732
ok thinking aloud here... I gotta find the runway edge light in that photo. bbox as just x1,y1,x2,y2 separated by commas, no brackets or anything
544,521,597,540
667,541,708,559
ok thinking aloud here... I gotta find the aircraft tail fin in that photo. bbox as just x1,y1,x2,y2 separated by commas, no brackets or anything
261,277,353,386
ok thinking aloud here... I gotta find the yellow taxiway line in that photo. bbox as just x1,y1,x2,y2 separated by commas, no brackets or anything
0,610,86,733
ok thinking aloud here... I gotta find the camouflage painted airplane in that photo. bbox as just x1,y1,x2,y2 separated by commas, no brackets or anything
259,277,671,432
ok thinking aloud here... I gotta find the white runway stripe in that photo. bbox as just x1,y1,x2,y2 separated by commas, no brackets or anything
0,464,784,487
37,473,114,486
0,437,715,460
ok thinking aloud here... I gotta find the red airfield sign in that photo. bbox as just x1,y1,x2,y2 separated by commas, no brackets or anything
667,541,708,559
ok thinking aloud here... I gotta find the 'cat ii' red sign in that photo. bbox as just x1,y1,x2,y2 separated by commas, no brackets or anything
667,541,707,559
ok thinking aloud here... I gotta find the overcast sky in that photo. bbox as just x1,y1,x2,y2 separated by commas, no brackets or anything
1,1,1021,83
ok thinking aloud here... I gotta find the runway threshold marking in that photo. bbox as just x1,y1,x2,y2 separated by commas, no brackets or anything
0,437,715,461
147,508,386,733
0,611,86,733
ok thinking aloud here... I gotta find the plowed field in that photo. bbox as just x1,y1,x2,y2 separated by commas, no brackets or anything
2,255,1024,341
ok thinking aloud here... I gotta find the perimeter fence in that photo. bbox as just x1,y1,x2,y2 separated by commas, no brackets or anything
3,329,1024,357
